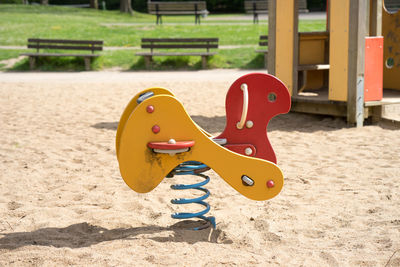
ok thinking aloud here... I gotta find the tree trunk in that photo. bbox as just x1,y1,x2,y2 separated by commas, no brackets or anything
40,0,48,5
90,0,98,9
120,0,133,15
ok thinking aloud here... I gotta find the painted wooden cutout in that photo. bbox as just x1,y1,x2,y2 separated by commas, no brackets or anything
116,73,291,201
216,73,291,163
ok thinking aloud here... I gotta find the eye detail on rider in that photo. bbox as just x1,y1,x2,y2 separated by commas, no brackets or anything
268,92,277,103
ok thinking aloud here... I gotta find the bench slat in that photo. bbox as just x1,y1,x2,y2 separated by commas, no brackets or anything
28,38,103,45
28,44,103,51
244,1,268,11
21,53,100,57
148,6,206,11
142,44,218,49
136,52,216,56
148,11,208,15
148,2,207,11
244,0,308,12
142,38,218,43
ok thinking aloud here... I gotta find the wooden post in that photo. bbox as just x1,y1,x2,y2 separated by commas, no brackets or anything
371,105,383,123
370,0,382,36
273,0,297,96
267,0,276,74
90,0,98,9
347,0,368,127
329,0,349,103
293,0,299,96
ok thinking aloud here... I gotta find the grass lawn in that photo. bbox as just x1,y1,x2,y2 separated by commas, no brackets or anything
0,4,326,71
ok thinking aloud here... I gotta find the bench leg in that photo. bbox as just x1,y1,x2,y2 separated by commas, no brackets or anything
144,56,152,69
156,15,162,25
253,13,259,24
195,14,200,25
29,56,36,70
201,56,208,69
84,57,91,71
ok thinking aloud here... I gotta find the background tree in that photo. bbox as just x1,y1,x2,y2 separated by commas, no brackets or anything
90,0,98,9
41,0,48,5
120,0,133,14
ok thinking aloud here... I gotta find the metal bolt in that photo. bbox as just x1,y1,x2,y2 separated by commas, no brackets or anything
168,139,176,144
246,120,254,128
244,147,253,156
241,175,254,186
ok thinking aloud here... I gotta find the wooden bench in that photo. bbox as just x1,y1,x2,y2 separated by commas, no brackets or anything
21,38,103,71
136,38,218,69
297,31,330,92
147,1,209,25
255,35,268,68
244,0,309,24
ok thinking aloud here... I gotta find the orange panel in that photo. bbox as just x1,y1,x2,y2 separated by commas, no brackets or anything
364,37,383,102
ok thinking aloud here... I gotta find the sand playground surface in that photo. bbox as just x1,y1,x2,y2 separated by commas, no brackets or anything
0,70,399,266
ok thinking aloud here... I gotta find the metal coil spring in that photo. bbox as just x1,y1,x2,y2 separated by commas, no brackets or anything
169,161,216,230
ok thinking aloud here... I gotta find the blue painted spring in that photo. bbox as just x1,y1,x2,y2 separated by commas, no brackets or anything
169,161,216,230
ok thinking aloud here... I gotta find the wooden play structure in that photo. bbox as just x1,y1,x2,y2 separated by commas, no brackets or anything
267,0,400,126
116,73,291,229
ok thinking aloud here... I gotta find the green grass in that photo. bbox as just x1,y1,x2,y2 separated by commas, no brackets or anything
0,49,26,70
0,49,22,61
0,4,326,71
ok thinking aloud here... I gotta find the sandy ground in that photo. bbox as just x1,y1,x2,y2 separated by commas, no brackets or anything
0,70,399,266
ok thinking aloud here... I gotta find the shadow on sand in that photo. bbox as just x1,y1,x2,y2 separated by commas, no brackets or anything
0,221,232,250
91,111,399,134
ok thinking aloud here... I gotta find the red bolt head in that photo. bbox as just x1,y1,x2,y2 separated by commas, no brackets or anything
266,180,274,188
146,105,154,113
152,125,160,134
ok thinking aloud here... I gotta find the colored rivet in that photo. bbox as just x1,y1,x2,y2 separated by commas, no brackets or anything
244,147,253,155
246,120,254,128
152,125,160,134
146,105,154,113
267,180,275,188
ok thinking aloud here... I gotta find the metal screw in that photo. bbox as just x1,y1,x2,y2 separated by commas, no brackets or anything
241,175,254,186
245,147,253,156
246,120,254,128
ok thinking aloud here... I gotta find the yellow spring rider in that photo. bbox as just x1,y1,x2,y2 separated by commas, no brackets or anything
116,73,291,230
